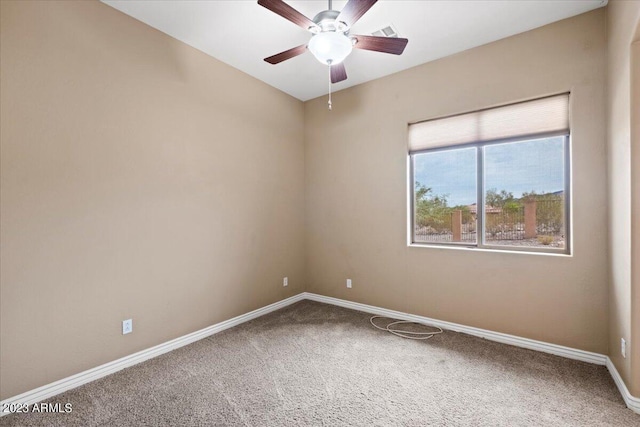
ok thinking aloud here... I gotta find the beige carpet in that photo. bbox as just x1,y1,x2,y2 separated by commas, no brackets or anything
1,300,638,426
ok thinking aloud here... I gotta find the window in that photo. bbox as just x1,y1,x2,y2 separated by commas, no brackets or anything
409,94,570,254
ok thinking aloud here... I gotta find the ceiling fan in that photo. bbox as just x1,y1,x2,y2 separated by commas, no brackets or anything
258,0,409,86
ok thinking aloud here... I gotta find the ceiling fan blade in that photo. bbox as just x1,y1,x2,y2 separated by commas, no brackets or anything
264,44,307,64
330,63,347,84
352,35,408,55
337,0,378,27
258,0,319,32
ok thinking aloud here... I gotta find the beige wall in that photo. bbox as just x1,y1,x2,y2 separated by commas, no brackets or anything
631,38,640,397
0,1,305,399
305,10,608,353
606,0,640,397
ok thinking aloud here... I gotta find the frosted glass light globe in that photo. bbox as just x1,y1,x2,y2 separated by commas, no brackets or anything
308,32,353,65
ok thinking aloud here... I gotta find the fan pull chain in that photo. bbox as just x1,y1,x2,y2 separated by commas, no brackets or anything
328,68,332,111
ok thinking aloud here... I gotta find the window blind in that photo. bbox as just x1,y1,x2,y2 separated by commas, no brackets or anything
408,93,570,153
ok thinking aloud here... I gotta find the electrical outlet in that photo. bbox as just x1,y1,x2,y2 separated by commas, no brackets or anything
346,279,352,289
283,277,288,287
621,338,626,358
122,319,133,335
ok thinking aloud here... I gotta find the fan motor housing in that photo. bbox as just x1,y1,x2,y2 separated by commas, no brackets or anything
312,10,348,33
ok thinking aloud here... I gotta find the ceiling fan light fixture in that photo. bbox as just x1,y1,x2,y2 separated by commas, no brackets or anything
308,32,353,65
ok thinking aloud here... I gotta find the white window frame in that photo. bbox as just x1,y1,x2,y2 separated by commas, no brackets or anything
408,97,572,255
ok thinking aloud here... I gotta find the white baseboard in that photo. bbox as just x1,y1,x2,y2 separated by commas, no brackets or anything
0,293,305,416
606,357,640,414
3,291,638,417
302,292,607,365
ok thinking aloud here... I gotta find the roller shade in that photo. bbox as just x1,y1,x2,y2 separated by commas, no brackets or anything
408,93,570,153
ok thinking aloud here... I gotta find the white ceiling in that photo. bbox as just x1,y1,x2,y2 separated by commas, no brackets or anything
102,0,607,101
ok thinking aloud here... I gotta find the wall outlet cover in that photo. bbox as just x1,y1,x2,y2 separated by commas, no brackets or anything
122,319,133,335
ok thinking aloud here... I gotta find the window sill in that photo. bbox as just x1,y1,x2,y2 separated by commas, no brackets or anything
408,242,572,257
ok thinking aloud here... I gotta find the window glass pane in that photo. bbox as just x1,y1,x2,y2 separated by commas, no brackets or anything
413,147,477,244
483,136,566,249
